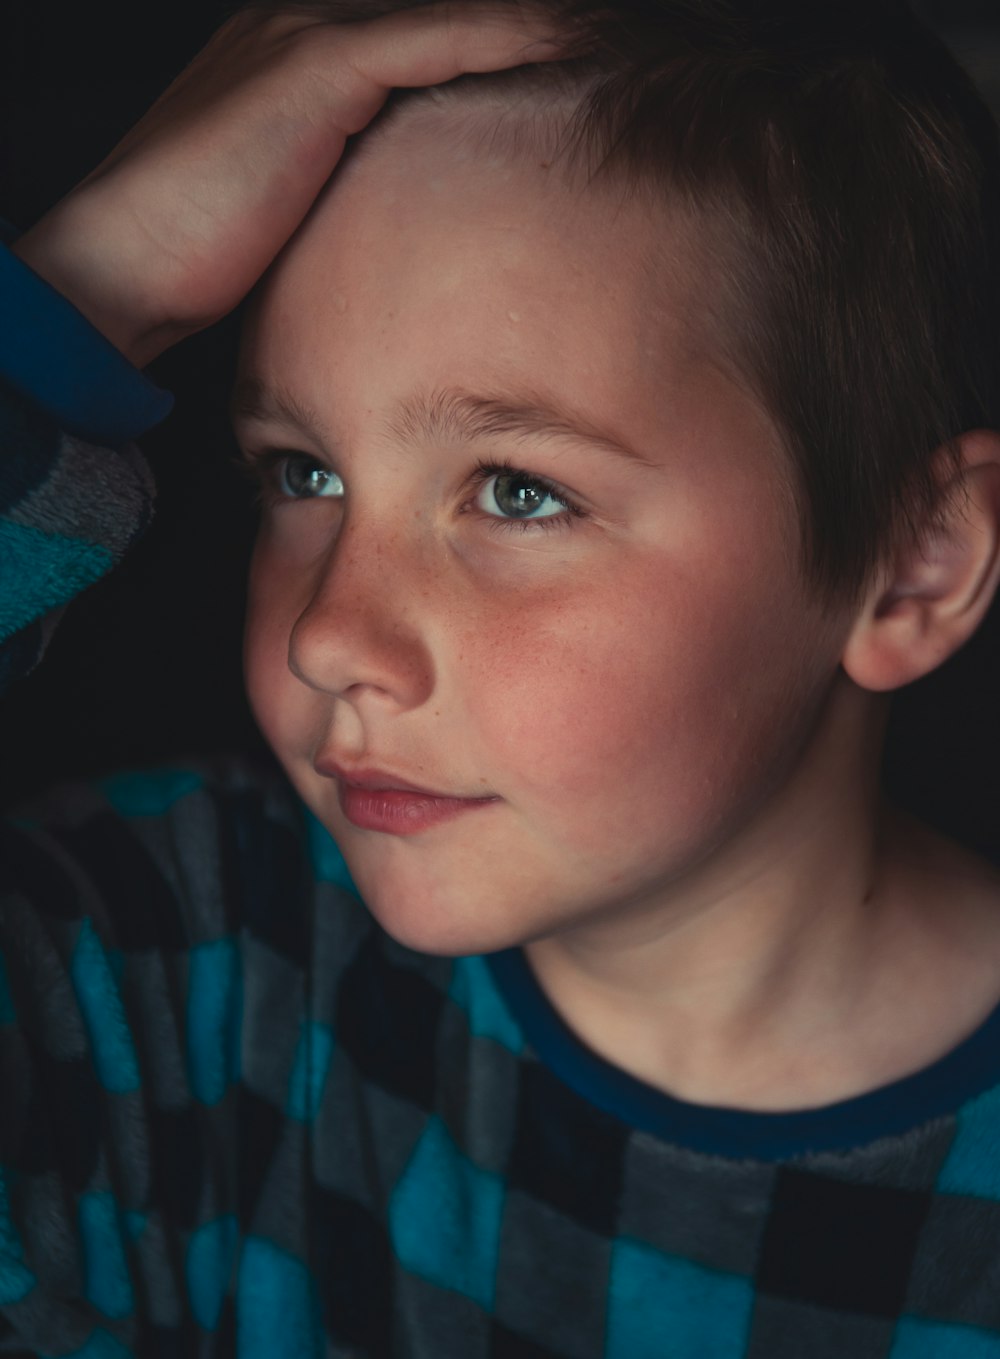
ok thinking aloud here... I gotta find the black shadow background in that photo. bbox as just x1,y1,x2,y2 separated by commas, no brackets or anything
1,0,999,859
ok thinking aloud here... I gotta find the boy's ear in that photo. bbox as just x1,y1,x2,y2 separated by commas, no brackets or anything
842,430,1000,693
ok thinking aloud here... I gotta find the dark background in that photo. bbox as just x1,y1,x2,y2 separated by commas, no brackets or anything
1,0,1000,855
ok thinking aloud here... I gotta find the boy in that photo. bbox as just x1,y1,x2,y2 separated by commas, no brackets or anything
3,0,1000,1354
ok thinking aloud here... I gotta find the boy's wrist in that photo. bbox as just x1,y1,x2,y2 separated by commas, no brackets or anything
0,221,173,444
11,215,153,369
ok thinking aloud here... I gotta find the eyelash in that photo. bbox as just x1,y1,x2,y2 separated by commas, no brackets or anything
235,447,312,508
468,458,584,533
236,449,585,533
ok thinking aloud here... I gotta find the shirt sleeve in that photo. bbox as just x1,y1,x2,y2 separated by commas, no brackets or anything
0,222,173,445
0,224,166,697
0,226,177,1354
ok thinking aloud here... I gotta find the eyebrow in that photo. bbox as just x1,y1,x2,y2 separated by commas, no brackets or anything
231,377,657,469
231,378,328,441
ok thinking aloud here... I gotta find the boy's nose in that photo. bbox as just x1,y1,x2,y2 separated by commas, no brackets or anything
286,524,436,713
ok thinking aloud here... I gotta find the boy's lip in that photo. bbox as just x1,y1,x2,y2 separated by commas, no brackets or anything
314,757,493,802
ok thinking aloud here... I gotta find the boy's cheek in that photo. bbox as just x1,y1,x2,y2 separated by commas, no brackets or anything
594,611,830,843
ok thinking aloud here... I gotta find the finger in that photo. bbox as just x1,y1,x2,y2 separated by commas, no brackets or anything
347,2,565,80
321,3,568,131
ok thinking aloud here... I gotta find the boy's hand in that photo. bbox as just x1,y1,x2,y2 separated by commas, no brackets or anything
12,3,562,368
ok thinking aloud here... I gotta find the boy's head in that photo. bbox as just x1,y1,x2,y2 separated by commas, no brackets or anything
244,0,1000,604
234,0,1000,954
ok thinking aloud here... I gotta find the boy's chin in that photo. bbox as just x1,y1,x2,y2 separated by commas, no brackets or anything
350,862,546,960
361,883,522,959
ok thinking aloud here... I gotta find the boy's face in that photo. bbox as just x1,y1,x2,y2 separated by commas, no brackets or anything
238,108,852,956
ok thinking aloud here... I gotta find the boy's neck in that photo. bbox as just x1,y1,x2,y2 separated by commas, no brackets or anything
524,678,1000,1113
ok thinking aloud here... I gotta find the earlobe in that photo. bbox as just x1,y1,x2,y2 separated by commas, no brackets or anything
842,431,1000,694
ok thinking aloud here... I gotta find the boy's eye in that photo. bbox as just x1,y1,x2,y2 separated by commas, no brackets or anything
278,454,344,500
475,470,569,521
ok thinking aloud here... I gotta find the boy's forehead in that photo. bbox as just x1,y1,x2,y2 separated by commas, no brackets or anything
276,95,693,322
240,97,769,472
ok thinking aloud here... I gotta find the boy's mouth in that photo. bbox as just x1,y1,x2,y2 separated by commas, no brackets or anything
315,759,500,835
316,758,470,797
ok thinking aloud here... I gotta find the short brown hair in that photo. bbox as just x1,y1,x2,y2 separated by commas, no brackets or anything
249,0,1000,602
